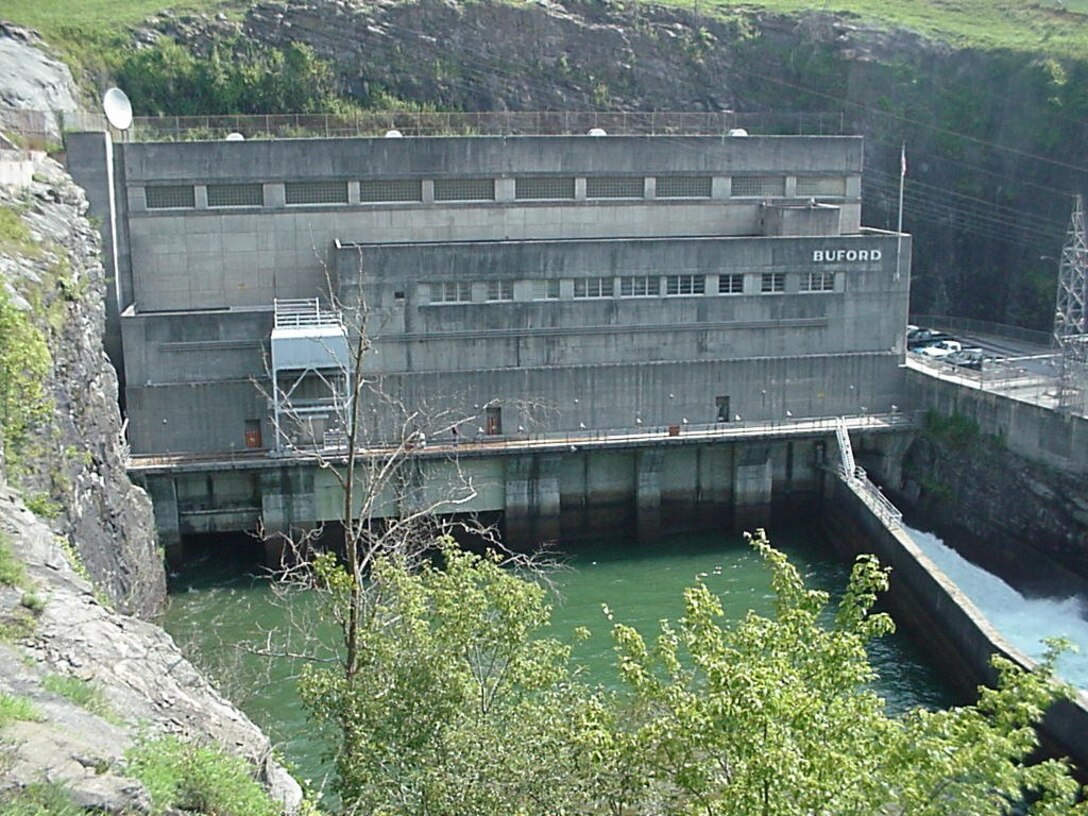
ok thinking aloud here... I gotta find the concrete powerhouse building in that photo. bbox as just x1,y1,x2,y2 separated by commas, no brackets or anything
67,125,911,551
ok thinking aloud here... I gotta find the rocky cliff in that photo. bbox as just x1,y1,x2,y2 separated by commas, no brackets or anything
0,30,301,809
898,427,1088,588
0,484,301,812
0,154,165,618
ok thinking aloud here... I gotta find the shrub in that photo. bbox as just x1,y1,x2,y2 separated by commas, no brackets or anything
126,735,280,816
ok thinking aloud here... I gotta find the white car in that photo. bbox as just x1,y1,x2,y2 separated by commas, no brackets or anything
918,339,962,358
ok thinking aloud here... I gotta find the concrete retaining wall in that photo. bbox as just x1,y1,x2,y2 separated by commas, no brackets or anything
823,475,1088,768
906,367,1088,473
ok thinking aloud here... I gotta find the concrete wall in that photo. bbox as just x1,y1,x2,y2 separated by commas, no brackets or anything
905,368,1088,473
823,476,1088,769
64,132,908,458
140,432,847,559
94,135,864,313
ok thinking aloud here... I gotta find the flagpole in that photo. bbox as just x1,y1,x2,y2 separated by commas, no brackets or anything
896,143,906,281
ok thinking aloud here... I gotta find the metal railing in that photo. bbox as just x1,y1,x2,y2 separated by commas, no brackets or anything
911,314,1052,348
84,110,846,142
126,411,916,472
839,464,903,527
273,298,343,328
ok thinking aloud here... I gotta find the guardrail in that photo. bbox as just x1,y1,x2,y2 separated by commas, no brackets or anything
128,412,917,472
273,298,343,328
839,464,903,527
33,108,847,142
912,314,1052,348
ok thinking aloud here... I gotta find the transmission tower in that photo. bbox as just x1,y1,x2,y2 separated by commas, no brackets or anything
1053,195,1088,411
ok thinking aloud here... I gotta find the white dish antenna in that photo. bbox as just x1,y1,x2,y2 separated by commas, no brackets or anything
225,132,245,141
587,127,607,136
102,87,133,131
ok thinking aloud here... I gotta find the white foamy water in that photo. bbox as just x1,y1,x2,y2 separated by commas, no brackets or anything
906,526,1088,690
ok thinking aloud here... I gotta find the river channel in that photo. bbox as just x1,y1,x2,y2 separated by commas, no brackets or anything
163,524,955,786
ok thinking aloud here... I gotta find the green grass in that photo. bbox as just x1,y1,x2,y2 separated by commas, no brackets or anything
41,674,115,722
4,0,1088,79
0,532,27,588
684,0,1088,56
0,782,81,816
0,0,245,80
0,691,43,727
126,735,280,816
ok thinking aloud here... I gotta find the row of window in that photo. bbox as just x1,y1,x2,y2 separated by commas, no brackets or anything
142,174,849,210
429,272,837,303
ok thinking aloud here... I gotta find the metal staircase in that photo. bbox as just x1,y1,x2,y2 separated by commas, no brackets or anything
835,417,856,479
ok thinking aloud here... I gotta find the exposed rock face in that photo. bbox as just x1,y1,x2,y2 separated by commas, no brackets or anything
0,486,303,813
0,22,81,141
898,433,1088,587
1,157,166,618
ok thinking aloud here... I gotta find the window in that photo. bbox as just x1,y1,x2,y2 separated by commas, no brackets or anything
620,276,660,297
795,176,846,197
285,181,348,205
761,272,786,293
207,183,263,208
666,275,706,296
486,280,514,301
656,176,712,198
732,176,786,197
573,277,613,298
718,273,744,295
145,185,195,209
800,271,836,292
533,279,561,300
359,179,423,203
432,281,472,303
586,177,644,199
433,178,494,202
515,177,576,200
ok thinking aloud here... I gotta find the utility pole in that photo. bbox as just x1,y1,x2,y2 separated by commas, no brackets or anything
1053,195,1088,411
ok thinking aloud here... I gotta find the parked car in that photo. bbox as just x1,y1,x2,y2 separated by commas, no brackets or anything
908,329,955,350
917,339,962,358
945,348,984,370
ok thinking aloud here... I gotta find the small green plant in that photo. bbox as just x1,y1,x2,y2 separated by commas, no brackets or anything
0,781,81,816
0,692,42,727
23,493,61,519
55,537,110,608
923,409,982,449
41,674,114,722
21,591,45,613
0,532,27,588
126,735,280,816
0,205,42,259
0,608,38,641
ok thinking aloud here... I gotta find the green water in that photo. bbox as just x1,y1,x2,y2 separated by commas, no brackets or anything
163,525,955,788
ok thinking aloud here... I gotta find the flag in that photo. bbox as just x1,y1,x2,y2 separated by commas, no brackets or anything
900,144,907,178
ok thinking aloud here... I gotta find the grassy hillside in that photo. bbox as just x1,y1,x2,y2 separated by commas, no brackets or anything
4,0,1088,68
1,0,241,77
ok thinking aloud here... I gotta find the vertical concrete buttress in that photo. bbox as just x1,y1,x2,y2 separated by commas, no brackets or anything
504,454,562,549
733,445,773,532
144,476,182,565
636,448,664,542
259,467,317,566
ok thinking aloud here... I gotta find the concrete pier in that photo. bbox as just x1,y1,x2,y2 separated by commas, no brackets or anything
131,415,909,559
